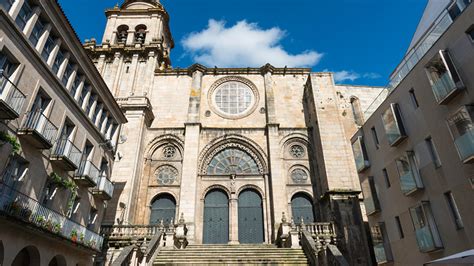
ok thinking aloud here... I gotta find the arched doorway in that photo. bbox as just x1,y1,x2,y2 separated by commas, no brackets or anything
291,193,315,223
150,194,176,225
238,189,264,244
203,189,229,244
12,246,40,266
49,255,67,266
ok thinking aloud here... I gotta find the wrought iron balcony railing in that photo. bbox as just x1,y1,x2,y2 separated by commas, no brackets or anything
0,182,103,251
51,138,82,171
19,111,58,149
74,160,100,187
0,70,26,120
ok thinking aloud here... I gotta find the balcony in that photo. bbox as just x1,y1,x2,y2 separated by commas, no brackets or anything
74,160,100,187
410,201,443,253
92,176,113,200
426,50,465,104
453,128,474,163
18,111,58,149
0,182,103,251
396,152,424,195
371,223,393,264
50,138,82,171
0,72,26,120
447,106,474,163
382,104,406,146
362,177,380,215
352,136,370,172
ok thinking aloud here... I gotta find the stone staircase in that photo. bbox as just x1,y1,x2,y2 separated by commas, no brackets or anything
153,244,309,265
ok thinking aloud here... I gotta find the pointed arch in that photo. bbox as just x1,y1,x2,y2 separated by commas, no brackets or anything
198,134,268,175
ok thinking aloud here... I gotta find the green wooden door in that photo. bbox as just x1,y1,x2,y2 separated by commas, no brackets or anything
238,189,264,244
203,190,229,244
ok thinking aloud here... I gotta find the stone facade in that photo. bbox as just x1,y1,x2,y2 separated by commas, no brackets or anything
0,0,126,265
83,1,388,264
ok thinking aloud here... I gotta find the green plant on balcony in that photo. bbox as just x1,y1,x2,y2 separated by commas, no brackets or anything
71,229,78,242
79,233,85,243
0,131,21,154
52,222,62,234
49,172,64,187
36,215,46,227
44,219,53,230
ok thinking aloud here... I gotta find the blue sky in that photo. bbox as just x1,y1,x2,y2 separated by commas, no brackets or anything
58,0,428,86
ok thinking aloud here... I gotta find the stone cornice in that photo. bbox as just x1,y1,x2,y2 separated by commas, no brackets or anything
156,64,311,76
116,96,155,127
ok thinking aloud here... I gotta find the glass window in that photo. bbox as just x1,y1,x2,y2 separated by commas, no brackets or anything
382,168,391,188
156,165,178,185
52,50,64,74
67,195,80,219
61,63,73,86
206,148,259,175
395,216,404,239
0,0,15,11
87,208,98,230
289,144,305,158
29,18,44,46
425,137,441,167
381,103,406,146
69,75,81,98
214,81,254,116
409,201,443,252
371,127,379,149
425,50,464,103
351,136,370,172
15,1,33,30
444,192,463,229
291,168,309,184
409,89,419,109
1,155,28,189
361,176,380,215
371,223,393,264
396,152,424,195
41,36,55,61
467,25,474,41
447,106,474,163
0,52,18,94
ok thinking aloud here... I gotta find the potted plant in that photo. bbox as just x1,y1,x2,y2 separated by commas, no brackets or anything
52,222,62,234
36,215,46,227
71,229,78,242
45,219,53,230
79,233,85,243
0,131,20,154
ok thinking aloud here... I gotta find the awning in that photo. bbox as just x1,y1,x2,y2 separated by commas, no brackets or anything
424,249,474,265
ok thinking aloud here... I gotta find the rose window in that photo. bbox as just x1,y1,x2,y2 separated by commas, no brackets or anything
291,169,308,184
156,166,178,185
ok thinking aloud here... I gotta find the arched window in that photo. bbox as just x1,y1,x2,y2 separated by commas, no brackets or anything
150,194,176,225
135,24,147,44
350,97,364,126
49,255,67,266
291,193,314,223
206,148,259,175
116,25,129,44
12,246,40,266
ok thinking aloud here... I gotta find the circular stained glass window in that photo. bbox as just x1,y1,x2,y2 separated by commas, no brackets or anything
214,81,254,116
291,169,308,184
290,145,305,158
163,146,176,159
156,166,178,185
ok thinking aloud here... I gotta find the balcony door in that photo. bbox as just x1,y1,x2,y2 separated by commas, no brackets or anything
58,122,75,156
30,92,51,132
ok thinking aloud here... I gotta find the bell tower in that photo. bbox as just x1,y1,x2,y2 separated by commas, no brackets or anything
84,0,174,97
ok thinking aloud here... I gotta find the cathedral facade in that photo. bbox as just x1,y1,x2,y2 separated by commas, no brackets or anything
84,0,387,264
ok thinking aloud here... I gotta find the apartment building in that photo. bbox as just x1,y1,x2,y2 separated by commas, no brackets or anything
0,0,126,265
352,0,474,265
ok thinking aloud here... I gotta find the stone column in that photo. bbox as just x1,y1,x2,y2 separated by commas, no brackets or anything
261,65,287,241
178,64,206,244
229,194,239,244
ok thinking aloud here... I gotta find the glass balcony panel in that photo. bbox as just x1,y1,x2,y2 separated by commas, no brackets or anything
454,128,474,162
75,160,100,187
396,153,423,195
93,176,113,200
382,104,406,146
352,136,370,172
410,202,443,253
448,106,474,163
373,243,388,264
371,223,393,263
362,177,380,215
0,182,103,251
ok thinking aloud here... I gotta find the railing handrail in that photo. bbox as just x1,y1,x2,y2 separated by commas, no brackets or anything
54,137,82,154
0,70,27,99
146,232,163,263
0,181,103,250
111,245,135,266
22,110,59,131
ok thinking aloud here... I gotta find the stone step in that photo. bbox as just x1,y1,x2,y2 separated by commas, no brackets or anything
154,263,308,266
154,259,309,264
158,249,305,254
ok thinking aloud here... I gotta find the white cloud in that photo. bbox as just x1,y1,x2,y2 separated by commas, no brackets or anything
324,70,381,83
181,19,322,68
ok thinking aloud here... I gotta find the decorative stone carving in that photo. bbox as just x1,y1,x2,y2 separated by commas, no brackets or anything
290,144,305,158
163,146,176,159
156,165,178,185
291,168,309,184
